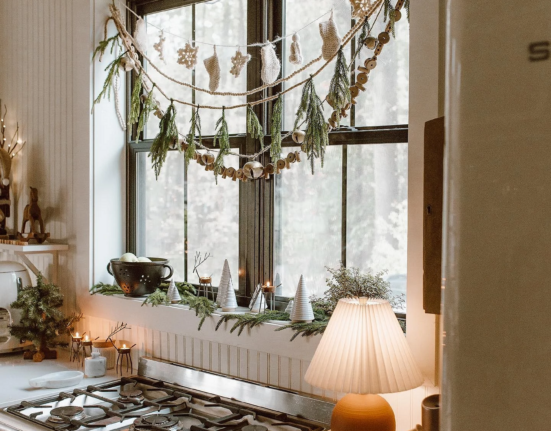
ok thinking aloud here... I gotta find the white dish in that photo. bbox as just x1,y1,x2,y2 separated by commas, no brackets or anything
28,371,84,389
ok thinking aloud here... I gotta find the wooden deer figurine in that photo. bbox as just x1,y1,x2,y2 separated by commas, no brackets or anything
18,187,49,243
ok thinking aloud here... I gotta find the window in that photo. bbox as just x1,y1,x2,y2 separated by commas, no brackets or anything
128,0,409,310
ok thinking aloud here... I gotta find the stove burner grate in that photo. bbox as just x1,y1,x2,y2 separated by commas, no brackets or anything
47,406,86,424
132,414,181,430
119,389,145,402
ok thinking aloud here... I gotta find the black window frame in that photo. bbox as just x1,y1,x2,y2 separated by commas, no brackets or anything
126,0,408,312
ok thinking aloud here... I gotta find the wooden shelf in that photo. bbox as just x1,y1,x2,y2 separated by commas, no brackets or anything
0,243,69,253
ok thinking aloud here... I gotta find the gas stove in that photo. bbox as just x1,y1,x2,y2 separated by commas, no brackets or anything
2,357,332,431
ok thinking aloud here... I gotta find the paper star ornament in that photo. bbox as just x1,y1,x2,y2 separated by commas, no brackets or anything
230,49,251,78
177,42,199,69
350,0,374,18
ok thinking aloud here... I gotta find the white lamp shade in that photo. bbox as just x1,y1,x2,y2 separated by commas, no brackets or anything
304,298,424,394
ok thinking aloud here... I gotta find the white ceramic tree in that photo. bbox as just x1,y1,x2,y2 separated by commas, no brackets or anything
167,279,181,304
249,284,265,313
216,259,232,305
285,299,294,315
220,282,238,312
290,275,314,323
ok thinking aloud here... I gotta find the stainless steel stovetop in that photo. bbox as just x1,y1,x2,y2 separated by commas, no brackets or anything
3,357,333,431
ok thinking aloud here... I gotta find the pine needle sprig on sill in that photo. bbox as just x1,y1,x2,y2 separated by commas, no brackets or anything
128,71,142,131
142,289,169,307
185,107,202,166
293,77,328,174
184,296,217,330
275,320,328,341
150,100,178,179
327,49,351,127
215,311,290,336
246,104,264,148
93,51,126,106
92,33,120,62
136,85,157,142
90,282,124,296
270,96,283,163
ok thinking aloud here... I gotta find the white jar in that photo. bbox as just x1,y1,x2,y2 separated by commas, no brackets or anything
85,351,107,378
92,345,116,370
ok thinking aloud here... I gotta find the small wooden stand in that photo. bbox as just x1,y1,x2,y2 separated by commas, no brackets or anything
198,276,215,302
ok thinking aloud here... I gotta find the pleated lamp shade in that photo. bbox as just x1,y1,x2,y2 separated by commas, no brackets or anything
304,298,424,395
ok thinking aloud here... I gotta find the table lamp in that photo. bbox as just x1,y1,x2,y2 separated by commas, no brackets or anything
305,297,424,431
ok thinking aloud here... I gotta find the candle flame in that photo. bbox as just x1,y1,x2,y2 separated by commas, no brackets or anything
85,335,89,341
123,344,127,349
75,332,79,337
267,281,270,286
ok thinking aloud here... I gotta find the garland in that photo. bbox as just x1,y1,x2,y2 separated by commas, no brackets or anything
94,0,407,182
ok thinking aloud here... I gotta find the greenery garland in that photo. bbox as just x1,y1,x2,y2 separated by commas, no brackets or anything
128,71,142,130
327,49,351,127
213,107,230,180
150,100,178,178
93,51,126,106
294,77,329,174
136,84,157,142
246,104,264,148
270,96,283,163
92,33,120,62
185,106,201,166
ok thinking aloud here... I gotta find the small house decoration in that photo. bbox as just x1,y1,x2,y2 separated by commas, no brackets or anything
216,259,232,305
167,279,181,303
18,187,50,243
290,275,314,323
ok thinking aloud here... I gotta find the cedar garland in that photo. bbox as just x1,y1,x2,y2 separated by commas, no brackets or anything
213,107,230,180
327,49,351,126
92,33,120,62
93,51,126,106
185,106,201,166
294,77,328,174
150,100,178,178
136,84,157,142
270,96,283,163
246,104,264,148
128,71,142,131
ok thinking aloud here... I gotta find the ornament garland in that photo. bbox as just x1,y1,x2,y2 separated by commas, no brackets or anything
95,0,407,184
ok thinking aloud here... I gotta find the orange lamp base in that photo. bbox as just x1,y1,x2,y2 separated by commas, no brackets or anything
331,393,396,431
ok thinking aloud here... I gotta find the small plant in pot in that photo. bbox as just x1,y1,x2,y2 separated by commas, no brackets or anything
107,252,174,297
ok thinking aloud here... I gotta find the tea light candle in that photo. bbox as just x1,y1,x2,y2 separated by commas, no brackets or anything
262,281,275,293
72,332,83,341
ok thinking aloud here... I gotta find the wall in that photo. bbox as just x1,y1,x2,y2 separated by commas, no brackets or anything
0,0,441,429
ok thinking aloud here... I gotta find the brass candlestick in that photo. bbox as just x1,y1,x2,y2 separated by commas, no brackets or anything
114,341,136,375
70,332,85,365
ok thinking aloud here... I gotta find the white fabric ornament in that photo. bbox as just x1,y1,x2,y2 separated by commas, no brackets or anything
133,18,148,53
230,49,251,78
261,43,280,85
204,46,221,92
319,13,341,61
177,42,199,69
350,0,374,19
290,275,314,323
167,279,181,304
288,34,303,65
216,259,232,305
153,30,166,62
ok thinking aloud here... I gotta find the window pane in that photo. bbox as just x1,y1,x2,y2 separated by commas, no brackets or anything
282,0,351,131
346,143,408,309
144,9,193,138
143,0,248,139
274,146,342,297
136,151,240,286
353,17,409,126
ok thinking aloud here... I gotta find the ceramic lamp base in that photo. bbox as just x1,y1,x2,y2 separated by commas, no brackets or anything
331,394,395,431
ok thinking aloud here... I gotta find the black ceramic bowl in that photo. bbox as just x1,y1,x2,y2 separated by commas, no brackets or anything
107,258,174,297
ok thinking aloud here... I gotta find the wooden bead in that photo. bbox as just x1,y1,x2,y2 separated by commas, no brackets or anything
356,82,366,92
394,10,402,21
286,152,296,163
344,102,351,111
375,43,383,56
331,111,339,122
351,98,357,105
226,167,235,177
202,153,215,165
356,73,368,85
265,163,275,174
395,0,405,8
285,158,291,169
276,159,286,171
328,118,337,128
221,167,228,179
350,86,360,98
385,23,393,33
236,169,244,179
364,58,377,70
232,171,238,181
340,109,347,118
378,32,390,44
364,36,377,50
300,143,307,153
295,151,301,162
357,66,370,74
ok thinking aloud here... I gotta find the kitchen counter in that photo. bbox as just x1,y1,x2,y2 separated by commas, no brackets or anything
0,349,122,408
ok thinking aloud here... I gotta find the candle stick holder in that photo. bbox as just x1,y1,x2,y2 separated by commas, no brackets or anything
70,332,85,365
262,282,275,312
198,276,215,302
82,336,98,359
114,341,136,375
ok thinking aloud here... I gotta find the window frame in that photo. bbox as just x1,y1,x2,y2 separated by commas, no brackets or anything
126,0,409,312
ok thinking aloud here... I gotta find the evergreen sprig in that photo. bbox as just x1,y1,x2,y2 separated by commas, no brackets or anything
275,320,328,341
136,85,157,142
384,0,397,36
9,273,71,349
213,108,230,181
293,77,328,174
185,296,217,330
150,100,178,179
185,106,202,166
404,0,410,21
90,282,124,296
128,71,143,132
270,96,283,163
92,33,120,62
327,49,351,126
142,289,169,307
93,51,127,106
215,311,290,336
246,104,264,148
351,18,371,67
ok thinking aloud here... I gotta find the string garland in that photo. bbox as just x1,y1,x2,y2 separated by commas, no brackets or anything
96,0,406,180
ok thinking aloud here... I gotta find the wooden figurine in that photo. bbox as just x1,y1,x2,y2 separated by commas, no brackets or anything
18,187,50,244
